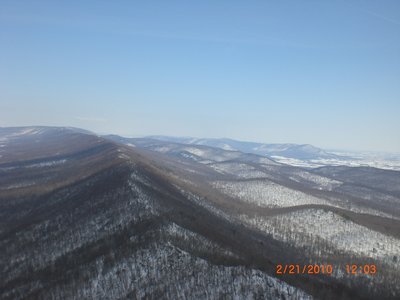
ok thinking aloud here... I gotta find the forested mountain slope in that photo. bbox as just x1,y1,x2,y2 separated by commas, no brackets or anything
1,127,399,299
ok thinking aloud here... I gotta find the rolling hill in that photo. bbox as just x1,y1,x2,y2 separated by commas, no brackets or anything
1,127,400,299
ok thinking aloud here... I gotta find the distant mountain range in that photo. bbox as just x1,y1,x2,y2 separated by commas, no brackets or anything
2,127,400,299
147,136,344,160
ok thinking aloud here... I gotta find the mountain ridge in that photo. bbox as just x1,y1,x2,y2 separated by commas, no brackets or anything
1,127,399,299
146,135,343,160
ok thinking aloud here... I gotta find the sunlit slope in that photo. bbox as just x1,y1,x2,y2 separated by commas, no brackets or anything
1,127,399,299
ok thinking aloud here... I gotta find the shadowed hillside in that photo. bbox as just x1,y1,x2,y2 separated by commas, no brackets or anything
1,127,399,299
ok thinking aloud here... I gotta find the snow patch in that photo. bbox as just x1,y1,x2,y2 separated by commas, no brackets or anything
214,180,330,208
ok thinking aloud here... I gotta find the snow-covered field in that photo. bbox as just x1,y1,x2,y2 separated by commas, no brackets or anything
272,153,400,171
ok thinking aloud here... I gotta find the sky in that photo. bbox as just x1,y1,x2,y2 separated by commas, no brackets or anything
0,0,399,152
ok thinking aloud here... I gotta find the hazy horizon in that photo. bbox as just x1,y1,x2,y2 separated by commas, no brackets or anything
5,124,400,155
1,1,399,152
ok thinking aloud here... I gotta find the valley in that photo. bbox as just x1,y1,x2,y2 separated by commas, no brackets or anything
1,127,400,299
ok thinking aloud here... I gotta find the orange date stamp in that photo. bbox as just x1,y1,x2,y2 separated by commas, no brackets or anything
276,264,377,275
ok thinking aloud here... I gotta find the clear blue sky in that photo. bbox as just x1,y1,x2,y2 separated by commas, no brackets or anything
1,0,399,152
